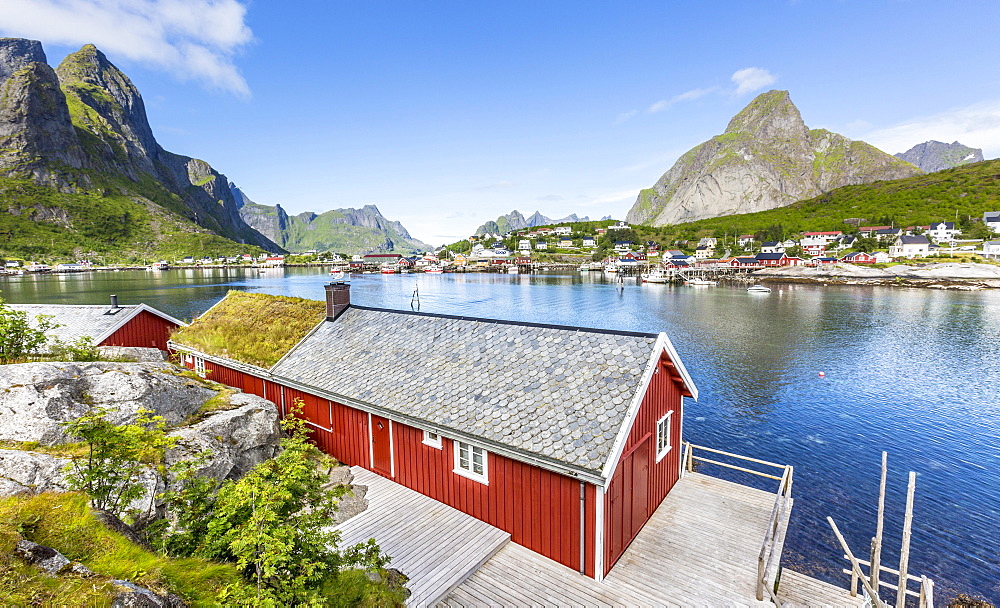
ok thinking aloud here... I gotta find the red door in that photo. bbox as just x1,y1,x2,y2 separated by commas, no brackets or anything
606,434,651,572
370,415,392,476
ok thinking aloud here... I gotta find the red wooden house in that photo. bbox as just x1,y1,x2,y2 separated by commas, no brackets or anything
11,296,185,352
730,256,761,268
169,284,699,579
840,252,877,264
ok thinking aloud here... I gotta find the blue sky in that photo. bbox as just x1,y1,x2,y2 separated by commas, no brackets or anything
2,1,999,245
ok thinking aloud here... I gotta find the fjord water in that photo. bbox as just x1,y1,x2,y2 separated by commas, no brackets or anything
3,267,998,601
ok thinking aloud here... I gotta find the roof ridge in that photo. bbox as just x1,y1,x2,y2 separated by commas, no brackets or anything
347,305,658,338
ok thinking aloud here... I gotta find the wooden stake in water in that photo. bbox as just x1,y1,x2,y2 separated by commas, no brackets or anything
896,471,917,608
872,451,888,593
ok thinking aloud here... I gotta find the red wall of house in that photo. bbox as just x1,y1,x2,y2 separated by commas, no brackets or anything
391,420,596,576
101,310,178,350
186,361,597,576
603,354,685,575
203,361,265,398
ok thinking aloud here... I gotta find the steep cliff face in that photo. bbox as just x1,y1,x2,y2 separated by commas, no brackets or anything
0,38,282,253
0,39,86,187
895,140,984,173
626,91,923,226
232,183,432,253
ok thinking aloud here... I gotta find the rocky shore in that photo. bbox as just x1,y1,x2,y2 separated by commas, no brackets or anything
753,262,1000,290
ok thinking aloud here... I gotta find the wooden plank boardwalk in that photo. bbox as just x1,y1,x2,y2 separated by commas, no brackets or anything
778,569,867,608
441,472,849,607
335,467,510,607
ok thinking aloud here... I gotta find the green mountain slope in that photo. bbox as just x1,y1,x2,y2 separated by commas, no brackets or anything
650,159,1000,241
0,38,278,260
233,184,433,254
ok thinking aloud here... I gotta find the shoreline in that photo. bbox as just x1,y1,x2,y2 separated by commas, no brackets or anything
753,262,1000,290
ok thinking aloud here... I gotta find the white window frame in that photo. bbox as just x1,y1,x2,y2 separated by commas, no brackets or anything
656,411,673,462
453,440,489,484
422,430,443,449
194,356,206,377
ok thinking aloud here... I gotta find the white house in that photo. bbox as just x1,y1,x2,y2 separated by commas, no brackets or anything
554,226,572,236
889,235,930,258
925,221,960,243
694,245,714,259
518,240,532,251
760,241,785,254
582,236,596,248
614,240,634,252
982,212,1000,233
737,235,754,247
535,241,548,250
983,241,1000,259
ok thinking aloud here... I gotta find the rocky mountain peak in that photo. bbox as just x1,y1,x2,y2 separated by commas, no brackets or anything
55,44,158,169
895,140,984,173
627,90,922,226
0,38,47,84
723,90,808,142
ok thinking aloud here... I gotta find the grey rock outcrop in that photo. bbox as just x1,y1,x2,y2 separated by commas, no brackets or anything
895,140,984,173
111,580,187,608
0,449,70,495
0,38,47,84
0,39,86,186
15,539,95,575
166,393,282,481
0,362,215,445
626,90,924,226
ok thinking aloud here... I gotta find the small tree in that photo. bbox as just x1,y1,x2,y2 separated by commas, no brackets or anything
0,297,57,362
62,408,176,521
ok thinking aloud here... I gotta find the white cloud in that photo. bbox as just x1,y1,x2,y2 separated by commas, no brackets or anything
731,67,777,96
0,0,253,96
863,100,1000,158
648,87,716,114
615,109,638,124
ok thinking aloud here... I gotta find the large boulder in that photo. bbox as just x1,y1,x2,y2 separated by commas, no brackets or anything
0,448,162,517
0,362,216,444
166,394,281,482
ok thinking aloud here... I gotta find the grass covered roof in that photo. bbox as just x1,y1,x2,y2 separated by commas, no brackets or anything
171,291,327,368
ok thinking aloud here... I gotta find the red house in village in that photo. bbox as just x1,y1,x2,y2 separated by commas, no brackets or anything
169,285,698,579
840,251,877,264
11,297,185,352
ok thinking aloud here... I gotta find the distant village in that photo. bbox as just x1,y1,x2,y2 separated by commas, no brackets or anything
4,213,1000,276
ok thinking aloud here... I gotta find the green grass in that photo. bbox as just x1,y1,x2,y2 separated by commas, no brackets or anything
0,492,249,606
0,176,264,262
170,291,327,368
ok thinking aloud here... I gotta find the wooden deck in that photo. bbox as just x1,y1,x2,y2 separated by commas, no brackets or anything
335,467,510,607
441,472,849,607
778,569,867,608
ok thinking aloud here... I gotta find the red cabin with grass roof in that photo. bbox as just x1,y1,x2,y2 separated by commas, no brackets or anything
168,284,698,579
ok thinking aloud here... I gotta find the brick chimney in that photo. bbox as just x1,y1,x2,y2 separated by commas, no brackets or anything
325,282,351,321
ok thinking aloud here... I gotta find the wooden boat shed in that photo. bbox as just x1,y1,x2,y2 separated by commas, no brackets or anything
168,283,698,578
10,296,185,352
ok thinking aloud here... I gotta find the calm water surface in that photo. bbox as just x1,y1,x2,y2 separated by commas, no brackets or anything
3,267,998,602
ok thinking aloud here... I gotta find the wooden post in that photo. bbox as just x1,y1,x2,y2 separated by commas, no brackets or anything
919,576,933,608
896,472,916,608
872,451,887,593
828,517,883,607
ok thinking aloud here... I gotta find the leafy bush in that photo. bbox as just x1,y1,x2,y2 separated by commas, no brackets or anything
0,297,57,362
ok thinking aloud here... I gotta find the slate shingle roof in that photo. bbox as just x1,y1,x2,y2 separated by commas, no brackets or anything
271,306,665,475
7,304,183,346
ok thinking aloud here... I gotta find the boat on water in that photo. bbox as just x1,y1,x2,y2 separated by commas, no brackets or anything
747,285,772,293
507,266,519,274
641,268,668,283
381,266,397,274
425,265,444,274
604,263,618,273
149,261,169,271
578,263,590,272
687,278,717,286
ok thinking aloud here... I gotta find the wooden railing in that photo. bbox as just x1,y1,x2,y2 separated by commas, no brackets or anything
682,442,793,604
840,556,934,608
